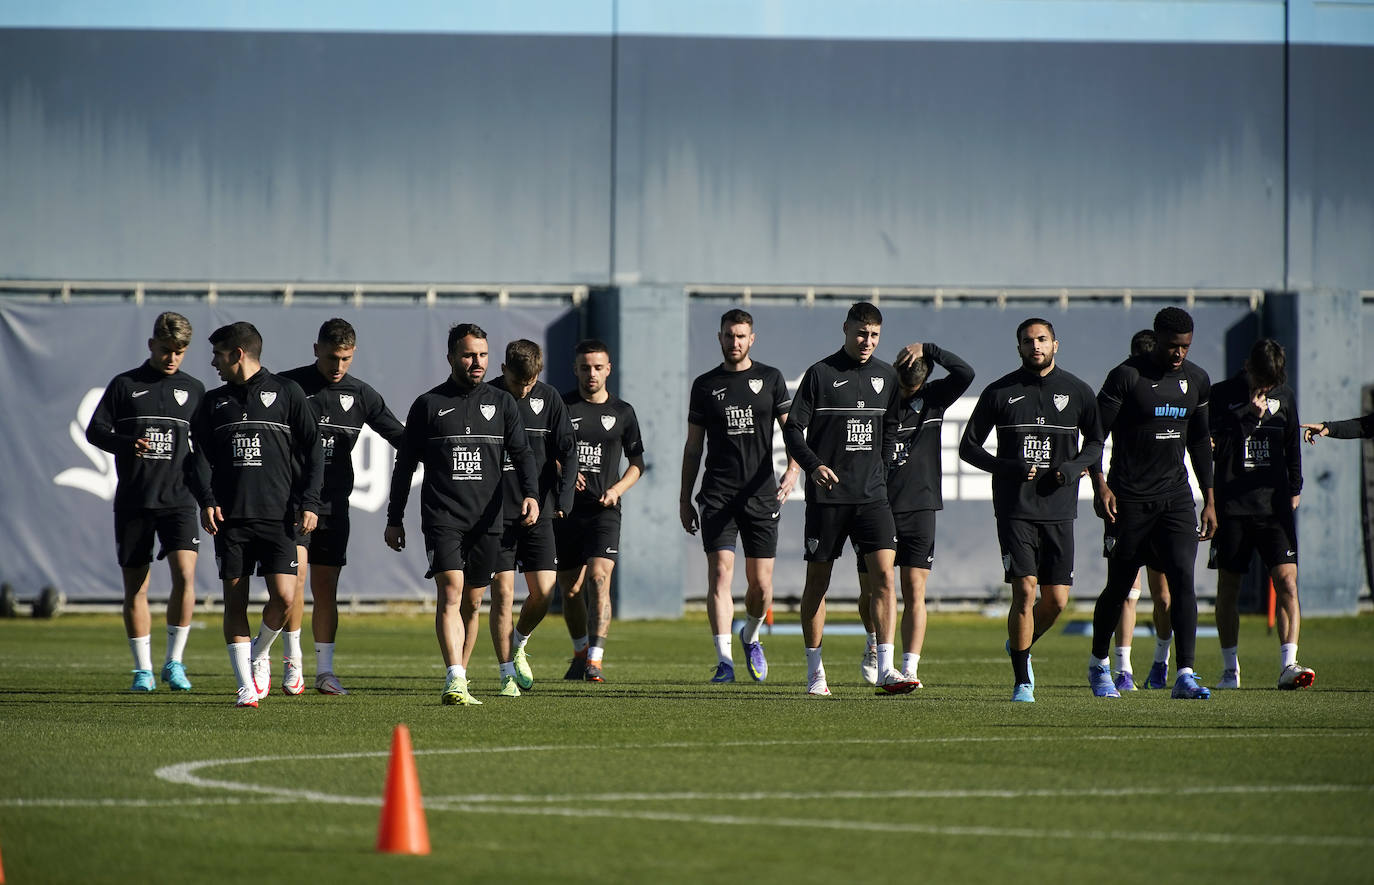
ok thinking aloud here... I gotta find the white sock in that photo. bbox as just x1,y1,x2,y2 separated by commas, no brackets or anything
1112,646,1132,674
865,631,877,649
902,653,920,676
805,646,824,677
315,641,335,674
1177,666,1194,676
741,615,763,645
499,661,516,678
250,623,281,662
165,624,191,664
513,628,530,650
129,635,153,671
876,642,895,676
714,633,732,665
588,644,604,664
283,629,303,667
1221,646,1239,672
446,664,466,681
1153,637,1171,665
1280,642,1298,669
1090,654,1110,670
228,641,252,691
572,635,589,654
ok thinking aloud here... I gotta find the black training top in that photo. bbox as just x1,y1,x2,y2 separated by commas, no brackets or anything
959,364,1104,521
1097,354,1213,502
687,360,791,507
187,368,324,520
783,349,899,505
1209,373,1302,516
564,391,645,511
1325,413,1374,439
491,376,578,521
387,378,537,534
279,365,406,516
86,363,205,511
886,344,975,513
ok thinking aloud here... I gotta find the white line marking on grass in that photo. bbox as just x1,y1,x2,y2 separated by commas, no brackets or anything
138,732,1374,848
0,797,295,808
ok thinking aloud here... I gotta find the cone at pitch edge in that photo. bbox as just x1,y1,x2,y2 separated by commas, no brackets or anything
376,723,431,855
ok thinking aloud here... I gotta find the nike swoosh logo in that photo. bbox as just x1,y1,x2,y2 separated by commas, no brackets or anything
1228,402,1245,409
712,388,726,396
832,380,849,387
770,512,779,519
290,561,299,568
131,390,149,398
1286,550,1296,556
438,408,456,416
1151,383,1160,388
1008,395,1025,403
605,548,618,554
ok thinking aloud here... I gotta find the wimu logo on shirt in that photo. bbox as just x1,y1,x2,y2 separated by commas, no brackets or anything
1154,404,1189,419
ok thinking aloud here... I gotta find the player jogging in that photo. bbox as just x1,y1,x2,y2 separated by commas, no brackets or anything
86,311,205,692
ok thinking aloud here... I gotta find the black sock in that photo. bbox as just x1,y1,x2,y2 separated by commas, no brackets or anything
1011,649,1032,685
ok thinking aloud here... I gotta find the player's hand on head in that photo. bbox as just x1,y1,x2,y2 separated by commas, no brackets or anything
680,501,699,534
893,342,924,367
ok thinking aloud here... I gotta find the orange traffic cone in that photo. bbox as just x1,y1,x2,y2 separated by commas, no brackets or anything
376,724,431,855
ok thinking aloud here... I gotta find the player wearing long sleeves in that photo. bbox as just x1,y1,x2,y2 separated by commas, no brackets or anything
1208,338,1314,690
85,311,204,693
278,318,406,696
553,339,646,684
384,323,539,706
488,339,580,696
1088,307,1216,700
186,321,324,708
781,301,913,697
855,342,975,688
1302,412,1374,442
958,319,1103,702
681,308,800,685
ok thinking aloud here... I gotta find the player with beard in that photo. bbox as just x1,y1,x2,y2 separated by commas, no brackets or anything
385,323,539,706
1090,306,1216,700
1209,338,1313,690
959,318,1104,702
680,309,799,683
854,341,975,688
554,340,646,684
279,318,405,696
86,311,205,693
488,339,578,696
782,301,914,697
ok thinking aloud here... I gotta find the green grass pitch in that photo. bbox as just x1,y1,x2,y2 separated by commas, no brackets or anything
2,612,1372,884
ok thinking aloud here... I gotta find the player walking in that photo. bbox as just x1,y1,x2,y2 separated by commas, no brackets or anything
554,340,646,683
385,323,539,706
186,322,324,707
279,318,405,695
86,311,204,692
1209,338,1313,689
959,319,1104,702
1089,307,1216,700
680,309,799,683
